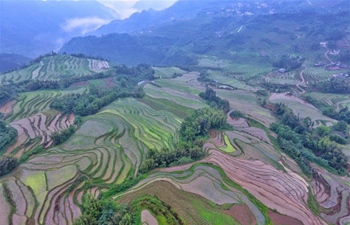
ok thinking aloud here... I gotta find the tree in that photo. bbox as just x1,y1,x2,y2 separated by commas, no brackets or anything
0,156,18,176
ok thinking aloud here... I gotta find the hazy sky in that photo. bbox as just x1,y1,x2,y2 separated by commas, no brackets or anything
97,0,178,19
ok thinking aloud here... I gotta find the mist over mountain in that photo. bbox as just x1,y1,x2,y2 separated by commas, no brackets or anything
0,0,118,58
62,0,350,67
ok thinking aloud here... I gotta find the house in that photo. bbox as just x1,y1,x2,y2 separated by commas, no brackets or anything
332,73,349,79
320,41,327,47
278,68,286,73
329,49,340,55
314,61,327,67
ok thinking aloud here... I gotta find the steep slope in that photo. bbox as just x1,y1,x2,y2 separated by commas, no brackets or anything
0,0,118,58
0,53,31,73
61,0,349,66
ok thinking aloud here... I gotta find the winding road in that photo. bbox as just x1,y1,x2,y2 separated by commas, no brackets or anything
296,69,306,93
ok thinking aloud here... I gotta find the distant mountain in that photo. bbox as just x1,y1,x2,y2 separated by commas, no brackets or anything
60,33,196,66
0,53,31,74
93,0,350,36
91,0,224,35
0,0,118,58
61,0,350,67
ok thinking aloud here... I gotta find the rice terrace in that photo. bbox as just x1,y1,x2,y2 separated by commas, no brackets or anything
0,0,350,225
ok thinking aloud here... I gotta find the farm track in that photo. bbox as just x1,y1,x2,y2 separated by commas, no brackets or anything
296,69,306,94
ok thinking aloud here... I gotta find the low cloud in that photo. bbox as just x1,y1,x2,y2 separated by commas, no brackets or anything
98,0,177,19
61,17,111,35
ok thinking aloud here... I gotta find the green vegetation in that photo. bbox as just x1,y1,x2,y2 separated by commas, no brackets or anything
220,135,235,153
140,107,227,173
138,96,193,118
132,195,185,225
2,2,350,224
199,88,230,113
19,145,44,163
0,156,18,177
272,55,304,72
50,64,155,116
229,110,245,118
180,108,227,142
270,103,348,175
303,94,350,124
74,195,133,225
51,125,76,145
204,163,272,225
307,187,320,216
311,77,350,94
0,120,17,153
101,175,147,199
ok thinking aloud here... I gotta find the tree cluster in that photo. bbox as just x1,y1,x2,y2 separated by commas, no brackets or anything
1,63,155,116
19,145,44,163
73,195,133,225
271,103,348,175
180,107,227,142
0,120,17,153
0,156,18,177
199,88,230,113
51,126,76,145
303,94,350,124
272,54,304,71
140,108,226,173
311,77,350,94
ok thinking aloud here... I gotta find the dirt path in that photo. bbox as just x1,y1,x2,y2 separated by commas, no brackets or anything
324,50,333,65
296,69,306,93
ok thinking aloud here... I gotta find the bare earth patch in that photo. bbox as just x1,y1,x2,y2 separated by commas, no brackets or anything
203,150,327,225
224,204,256,225
269,93,316,108
0,100,16,117
141,210,158,225
268,210,303,225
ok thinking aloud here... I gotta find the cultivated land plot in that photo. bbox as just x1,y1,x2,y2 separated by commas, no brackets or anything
216,89,275,126
269,93,336,125
207,70,259,91
0,55,109,85
153,66,186,78
118,180,240,225
307,92,350,110
144,83,206,110
7,89,84,122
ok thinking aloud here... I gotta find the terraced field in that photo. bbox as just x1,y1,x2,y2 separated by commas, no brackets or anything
0,55,109,84
1,61,349,225
306,92,350,110
269,92,336,126
7,89,84,122
143,78,207,110
8,111,74,157
217,89,275,127
153,66,186,79
0,96,184,224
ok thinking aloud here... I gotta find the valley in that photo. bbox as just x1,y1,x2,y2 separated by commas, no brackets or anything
0,0,350,225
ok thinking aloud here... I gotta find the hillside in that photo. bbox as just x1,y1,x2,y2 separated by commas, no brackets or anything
61,0,350,67
0,53,31,74
0,0,118,58
1,1,350,225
